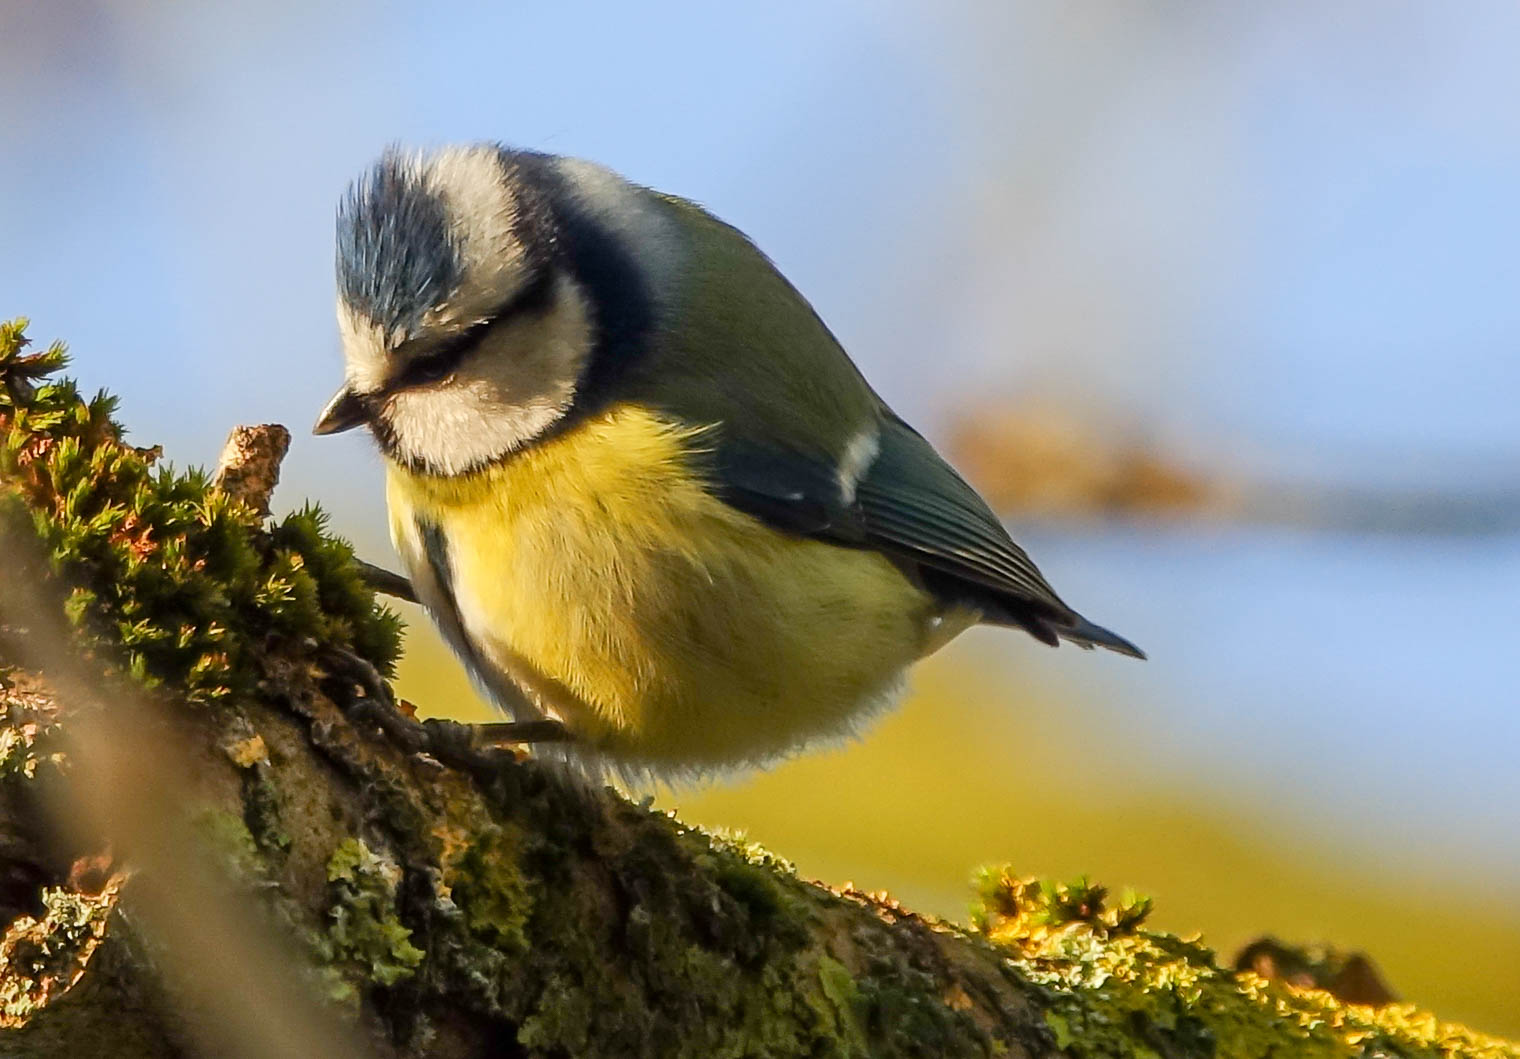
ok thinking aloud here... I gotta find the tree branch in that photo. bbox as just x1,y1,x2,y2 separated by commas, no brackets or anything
0,322,1513,1058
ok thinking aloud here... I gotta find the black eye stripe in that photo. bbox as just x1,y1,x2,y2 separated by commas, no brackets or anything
399,316,496,385
393,267,558,389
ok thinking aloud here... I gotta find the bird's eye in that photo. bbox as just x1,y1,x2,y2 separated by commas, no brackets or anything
397,327,479,388
392,267,557,391
405,350,456,385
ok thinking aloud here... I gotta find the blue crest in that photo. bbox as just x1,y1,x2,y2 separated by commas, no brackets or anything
336,150,461,338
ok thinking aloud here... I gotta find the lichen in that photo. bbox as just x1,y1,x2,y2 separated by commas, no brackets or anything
816,954,868,1056
974,867,1520,1059
439,822,532,951
190,807,266,882
0,720,62,781
0,884,120,1028
325,838,425,988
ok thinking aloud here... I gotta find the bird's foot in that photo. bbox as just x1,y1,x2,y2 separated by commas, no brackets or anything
316,643,570,776
418,718,572,772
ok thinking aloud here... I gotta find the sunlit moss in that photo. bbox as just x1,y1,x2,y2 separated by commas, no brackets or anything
0,720,62,782
0,885,119,1027
0,318,402,705
974,867,1520,1059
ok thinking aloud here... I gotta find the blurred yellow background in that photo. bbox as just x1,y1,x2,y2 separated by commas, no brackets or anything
5,0,1518,1037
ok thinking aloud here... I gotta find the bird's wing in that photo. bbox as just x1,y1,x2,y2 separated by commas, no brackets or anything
642,193,1140,656
710,411,1144,657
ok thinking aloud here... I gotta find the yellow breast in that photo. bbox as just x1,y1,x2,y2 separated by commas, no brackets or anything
385,403,933,774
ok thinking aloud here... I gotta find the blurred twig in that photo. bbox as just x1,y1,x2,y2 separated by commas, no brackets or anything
948,399,1520,534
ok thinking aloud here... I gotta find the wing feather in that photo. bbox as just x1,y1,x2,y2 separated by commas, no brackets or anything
854,416,1071,614
707,412,1144,657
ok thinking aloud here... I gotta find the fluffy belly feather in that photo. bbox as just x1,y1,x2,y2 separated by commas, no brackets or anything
386,404,934,774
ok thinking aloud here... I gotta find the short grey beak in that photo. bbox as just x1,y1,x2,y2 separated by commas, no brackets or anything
313,385,370,436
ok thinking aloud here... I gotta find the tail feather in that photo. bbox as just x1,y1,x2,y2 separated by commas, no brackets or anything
1058,615,1146,659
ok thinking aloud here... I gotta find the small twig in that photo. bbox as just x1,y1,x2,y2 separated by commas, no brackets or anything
211,423,417,601
211,424,291,518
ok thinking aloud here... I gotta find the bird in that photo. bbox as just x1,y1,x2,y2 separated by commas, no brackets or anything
315,143,1143,781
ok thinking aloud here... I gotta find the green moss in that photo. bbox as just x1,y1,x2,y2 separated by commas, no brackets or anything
974,867,1520,1059
516,974,594,1054
504,817,1016,1059
504,820,867,1059
270,507,404,674
711,853,792,932
698,828,808,947
854,951,991,1058
325,838,425,988
816,955,868,1056
0,319,402,706
190,807,266,882
442,823,532,951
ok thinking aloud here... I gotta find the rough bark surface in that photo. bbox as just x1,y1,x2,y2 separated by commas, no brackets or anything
0,664,1058,1059
0,321,1514,1059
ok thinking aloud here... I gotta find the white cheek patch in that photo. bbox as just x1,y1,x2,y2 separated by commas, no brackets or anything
383,276,595,475
836,426,881,505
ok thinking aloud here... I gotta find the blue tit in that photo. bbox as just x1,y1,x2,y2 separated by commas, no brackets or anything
315,143,1142,780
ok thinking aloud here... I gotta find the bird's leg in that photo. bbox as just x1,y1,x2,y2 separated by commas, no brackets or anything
346,562,573,747
475,719,574,744
419,718,571,761
317,643,572,775
354,559,420,604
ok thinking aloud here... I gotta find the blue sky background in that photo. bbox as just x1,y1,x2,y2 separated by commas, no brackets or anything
4,0,1518,1019
9,2,1520,486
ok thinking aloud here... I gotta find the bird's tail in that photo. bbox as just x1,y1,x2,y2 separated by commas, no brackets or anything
1058,614,1147,659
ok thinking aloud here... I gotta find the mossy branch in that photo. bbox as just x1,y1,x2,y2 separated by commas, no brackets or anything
0,320,1513,1058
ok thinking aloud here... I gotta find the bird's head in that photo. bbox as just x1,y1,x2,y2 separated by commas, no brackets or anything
317,144,600,476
